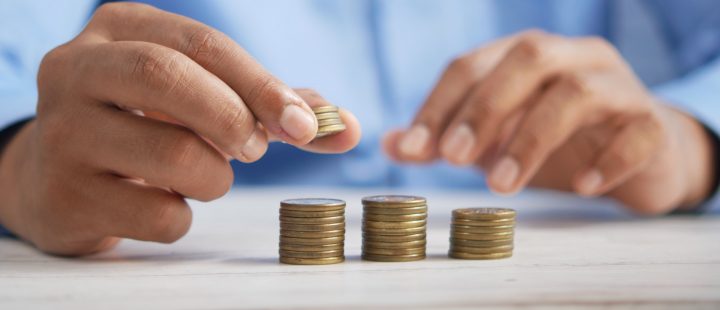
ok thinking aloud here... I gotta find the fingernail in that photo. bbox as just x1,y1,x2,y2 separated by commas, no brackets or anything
577,169,603,196
399,124,430,157
441,123,475,164
280,105,316,141
241,128,266,162
489,156,520,191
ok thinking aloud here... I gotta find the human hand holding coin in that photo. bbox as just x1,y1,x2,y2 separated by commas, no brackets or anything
384,30,715,215
0,3,360,256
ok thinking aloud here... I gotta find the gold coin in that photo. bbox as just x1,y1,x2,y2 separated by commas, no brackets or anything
451,225,515,234
363,219,426,229
363,213,427,222
450,231,514,241
362,246,425,256
280,215,345,225
362,240,426,249
312,106,339,114
448,251,513,260
362,195,426,208
280,236,344,245
316,124,347,138
280,229,345,238
452,208,516,220
363,205,428,215
449,237,513,247
362,253,425,262
449,245,514,254
314,112,341,120
280,243,344,252
279,256,344,265
362,233,426,243
280,198,345,211
317,118,345,126
280,249,344,258
451,218,515,227
280,209,345,218
362,225,426,235
280,222,345,232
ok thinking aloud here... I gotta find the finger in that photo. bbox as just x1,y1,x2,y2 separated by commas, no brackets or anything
394,36,519,161
85,2,317,144
75,104,235,202
439,31,616,166
574,116,664,196
487,73,597,193
92,175,193,244
274,89,361,154
74,41,267,163
382,129,406,162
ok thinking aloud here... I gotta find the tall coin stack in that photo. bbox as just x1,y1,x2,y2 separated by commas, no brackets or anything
312,106,346,139
279,198,346,265
449,208,516,260
361,195,427,262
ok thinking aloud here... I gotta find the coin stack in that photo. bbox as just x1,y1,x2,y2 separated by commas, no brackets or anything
312,106,346,139
279,198,346,265
361,195,428,262
449,208,516,260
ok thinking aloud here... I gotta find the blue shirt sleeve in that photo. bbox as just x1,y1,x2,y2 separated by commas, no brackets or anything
644,0,720,209
0,0,97,130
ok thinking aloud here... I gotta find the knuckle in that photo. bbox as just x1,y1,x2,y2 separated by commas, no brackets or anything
513,131,545,157
197,164,234,202
557,73,592,98
130,47,189,94
215,103,254,142
510,31,549,64
184,28,231,67
160,130,206,171
38,45,72,90
447,54,479,80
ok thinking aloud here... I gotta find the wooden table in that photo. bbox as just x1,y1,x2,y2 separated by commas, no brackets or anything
1,187,719,309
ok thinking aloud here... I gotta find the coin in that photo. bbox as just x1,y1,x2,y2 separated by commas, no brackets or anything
280,222,345,232
280,236,345,245
315,112,341,120
280,243,344,252
363,205,428,215
362,195,426,208
279,249,344,258
452,208,516,220
362,253,426,262
280,198,346,211
450,231,514,241
449,245,514,254
362,240,426,249
362,225,426,235
280,215,345,225
451,225,515,234
451,218,515,227
449,237,513,247
448,251,513,260
280,256,345,265
317,118,345,126
312,106,339,114
280,209,345,218
363,213,427,222
316,124,347,138
362,233,426,243
362,246,425,256
363,219,426,229
280,229,345,238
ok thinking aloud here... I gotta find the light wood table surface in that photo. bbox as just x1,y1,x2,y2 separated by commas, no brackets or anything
1,187,719,309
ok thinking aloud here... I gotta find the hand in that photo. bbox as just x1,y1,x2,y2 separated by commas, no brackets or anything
384,30,714,214
0,3,360,256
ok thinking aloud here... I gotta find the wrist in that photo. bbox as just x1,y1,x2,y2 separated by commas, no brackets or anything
0,119,36,236
671,108,716,210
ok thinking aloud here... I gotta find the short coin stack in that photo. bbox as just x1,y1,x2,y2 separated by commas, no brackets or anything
449,208,516,260
279,198,346,265
312,106,346,139
362,195,427,262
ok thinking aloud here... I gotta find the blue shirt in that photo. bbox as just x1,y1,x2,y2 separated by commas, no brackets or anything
1,0,719,190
